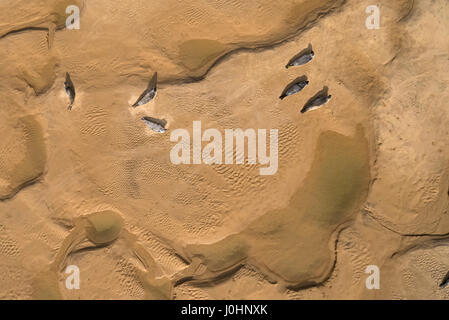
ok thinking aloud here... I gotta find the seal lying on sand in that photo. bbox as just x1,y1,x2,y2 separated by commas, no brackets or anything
301,94,332,113
286,43,314,68
64,73,75,110
141,116,167,133
132,72,157,107
280,76,309,100
440,270,449,288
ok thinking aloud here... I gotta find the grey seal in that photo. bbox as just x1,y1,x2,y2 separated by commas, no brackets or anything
286,44,314,68
132,72,157,107
141,116,167,133
64,73,75,110
301,94,332,113
440,270,449,288
280,76,309,100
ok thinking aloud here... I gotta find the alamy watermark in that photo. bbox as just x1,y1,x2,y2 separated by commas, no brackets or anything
66,5,80,30
64,4,380,31
365,265,380,290
65,265,80,290
366,5,380,29
170,121,278,175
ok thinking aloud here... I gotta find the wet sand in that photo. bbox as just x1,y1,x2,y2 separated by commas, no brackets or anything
1,0,449,300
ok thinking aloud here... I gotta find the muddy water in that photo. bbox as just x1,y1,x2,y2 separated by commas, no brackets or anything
85,210,124,244
179,39,228,75
187,126,370,287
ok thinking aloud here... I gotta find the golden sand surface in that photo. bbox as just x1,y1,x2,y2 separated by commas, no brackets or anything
0,0,449,299
0,115,46,200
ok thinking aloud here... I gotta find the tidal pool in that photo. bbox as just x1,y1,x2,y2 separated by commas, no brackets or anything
184,126,370,288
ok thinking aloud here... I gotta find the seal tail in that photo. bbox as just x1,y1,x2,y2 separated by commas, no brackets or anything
279,95,286,100
67,103,72,111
